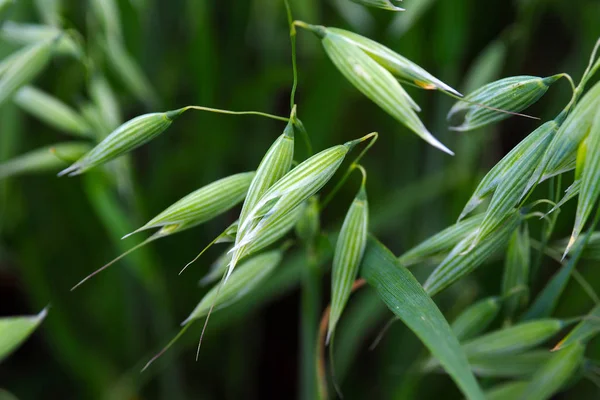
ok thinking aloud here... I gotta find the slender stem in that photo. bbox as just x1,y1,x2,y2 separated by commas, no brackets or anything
317,279,366,400
183,106,289,122
530,239,600,305
320,133,378,211
531,175,561,282
300,242,321,400
283,0,298,109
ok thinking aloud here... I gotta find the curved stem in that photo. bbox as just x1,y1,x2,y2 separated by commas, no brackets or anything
320,133,378,211
577,37,600,91
284,0,298,109
182,106,289,122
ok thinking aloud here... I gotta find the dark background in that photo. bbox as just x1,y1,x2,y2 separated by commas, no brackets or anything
1,0,599,399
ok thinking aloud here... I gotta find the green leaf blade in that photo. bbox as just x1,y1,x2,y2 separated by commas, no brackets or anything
360,236,484,400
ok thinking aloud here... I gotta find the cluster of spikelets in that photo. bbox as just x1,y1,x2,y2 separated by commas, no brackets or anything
2,0,600,398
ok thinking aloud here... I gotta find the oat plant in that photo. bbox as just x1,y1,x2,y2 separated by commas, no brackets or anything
2,1,600,399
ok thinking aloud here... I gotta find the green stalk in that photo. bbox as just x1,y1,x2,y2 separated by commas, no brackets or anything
300,241,322,400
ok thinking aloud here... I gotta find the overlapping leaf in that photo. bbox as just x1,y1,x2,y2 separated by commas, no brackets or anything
360,236,485,400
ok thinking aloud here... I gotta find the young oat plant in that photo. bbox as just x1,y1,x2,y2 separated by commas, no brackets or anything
1,0,600,399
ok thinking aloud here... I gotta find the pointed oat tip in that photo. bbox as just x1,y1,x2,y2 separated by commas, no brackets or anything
551,341,564,352
57,163,79,177
430,137,454,156
562,235,577,261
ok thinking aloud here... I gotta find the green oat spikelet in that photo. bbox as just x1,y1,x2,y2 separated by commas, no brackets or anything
298,23,454,155
14,86,92,137
348,0,404,11
228,138,360,280
448,75,560,131
424,211,520,296
328,178,368,343
59,109,186,176
461,319,565,357
0,39,55,106
451,296,500,341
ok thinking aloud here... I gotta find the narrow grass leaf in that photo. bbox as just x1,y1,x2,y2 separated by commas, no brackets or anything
309,25,452,154
0,142,91,180
448,75,559,131
58,109,185,176
483,381,528,400
0,22,78,55
461,319,564,357
14,86,92,137
183,249,283,323
567,110,600,256
34,0,60,26
0,307,48,362
348,0,404,11
399,214,484,266
328,185,368,342
502,223,531,320
424,211,520,296
451,296,500,341
90,0,123,40
130,171,255,236
0,40,54,106
101,36,158,108
360,236,485,400
326,27,460,96
518,342,584,400
553,304,600,351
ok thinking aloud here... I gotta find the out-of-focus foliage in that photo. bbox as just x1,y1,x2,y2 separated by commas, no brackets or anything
1,0,600,399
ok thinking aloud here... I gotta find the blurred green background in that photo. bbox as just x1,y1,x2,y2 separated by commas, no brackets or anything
1,0,599,399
